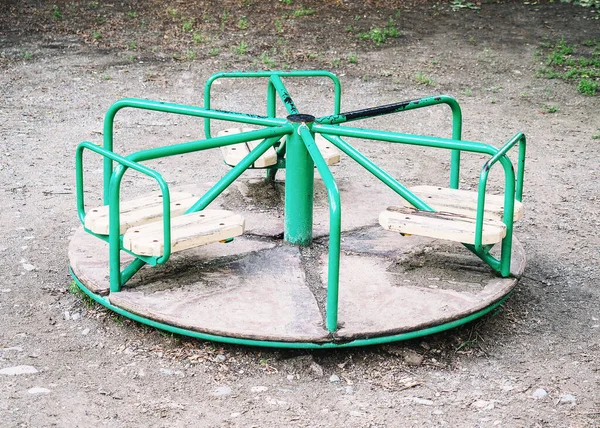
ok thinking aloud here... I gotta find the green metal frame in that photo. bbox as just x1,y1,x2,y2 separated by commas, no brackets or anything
72,70,526,348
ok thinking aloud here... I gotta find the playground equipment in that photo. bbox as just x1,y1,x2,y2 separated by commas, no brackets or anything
69,71,526,348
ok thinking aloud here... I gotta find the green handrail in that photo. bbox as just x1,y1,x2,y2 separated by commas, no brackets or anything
298,125,342,333
203,70,342,139
102,98,286,203
316,94,463,188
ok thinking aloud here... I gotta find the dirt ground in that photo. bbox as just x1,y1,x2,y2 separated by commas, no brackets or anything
1,0,600,426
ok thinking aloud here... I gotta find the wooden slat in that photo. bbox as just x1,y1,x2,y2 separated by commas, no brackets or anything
122,209,245,257
84,191,198,235
279,134,341,165
379,206,506,245
217,128,277,168
404,185,524,222
314,134,341,166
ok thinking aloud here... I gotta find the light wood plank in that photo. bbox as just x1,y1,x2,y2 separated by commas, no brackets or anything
122,209,245,257
84,191,198,235
379,206,506,245
217,128,277,168
404,185,524,222
314,134,341,166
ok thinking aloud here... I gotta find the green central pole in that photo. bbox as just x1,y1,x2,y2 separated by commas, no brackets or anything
284,114,315,246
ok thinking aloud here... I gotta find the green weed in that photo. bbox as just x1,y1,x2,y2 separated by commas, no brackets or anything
209,48,221,56
592,129,600,139
238,17,248,30
347,53,358,64
92,30,102,40
543,105,560,113
233,40,249,55
52,6,63,20
415,73,435,87
261,52,277,67
274,19,283,33
182,18,195,32
293,6,315,17
193,32,207,44
358,19,400,46
128,40,137,50
69,281,96,310
450,0,481,11
127,10,137,19
186,49,196,61
462,88,473,96
577,79,598,95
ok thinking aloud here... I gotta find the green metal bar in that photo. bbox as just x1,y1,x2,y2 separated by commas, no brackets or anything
316,95,462,188
270,75,299,115
299,126,341,333
474,132,525,277
71,268,512,349
103,98,286,202
76,142,171,292
126,125,291,165
203,70,341,140
515,134,526,202
313,124,496,156
186,135,285,213
284,118,315,246
320,134,433,211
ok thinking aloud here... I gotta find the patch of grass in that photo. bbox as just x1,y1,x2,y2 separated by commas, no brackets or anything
462,88,473,96
92,30,102,40
347,53,358,64
101,74,111,80
209,47,221,56
261,52,277,67
193,32,207,44
52,6,63,20
292,6,315,17
358,19,400,47
281,0,293,4
182,18,195,32
577,78,598,95
233,40,248,55
415,73,436,87
537,37,600,96
542,105,560,113
127,10,137,19
592,129,600,139
69,281,96,310
95,15,105,25
274,19,283,33
186,49,196,61
237,17,248,30
128,40,137,50
167,7,178,18
450,0,481,11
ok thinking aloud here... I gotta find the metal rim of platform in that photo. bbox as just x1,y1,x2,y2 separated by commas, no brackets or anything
70,267,512,349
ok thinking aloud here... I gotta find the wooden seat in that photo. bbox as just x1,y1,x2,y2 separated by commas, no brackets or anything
84,191,199,235
379,206,506,245
218,128,278,168
218,127,341,168
279,133,341,166
403,185,524,222
122,209,245,257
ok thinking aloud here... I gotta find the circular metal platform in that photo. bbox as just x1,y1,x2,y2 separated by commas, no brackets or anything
69,178,525,348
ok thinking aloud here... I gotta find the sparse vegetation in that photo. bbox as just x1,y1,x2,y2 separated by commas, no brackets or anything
358,19,400,46
536,37,600,96
233,40,249,55
543,105,560,113
292,6,315,18
415,73,435,87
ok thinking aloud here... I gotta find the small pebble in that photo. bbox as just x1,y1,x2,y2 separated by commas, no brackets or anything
251,386,268,393
81,328,90,335
215,354,226,362
28,387,51,394
309,361,324,377
0,365,38,375
532,388,547,399
211,386,232,397
559,394,576,405
329,374,340,383
413,397,434,406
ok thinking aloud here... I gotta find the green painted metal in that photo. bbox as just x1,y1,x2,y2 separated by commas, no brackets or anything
70,268,512,349
74,70,526,348
298,125,341,333
284,118,315,246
